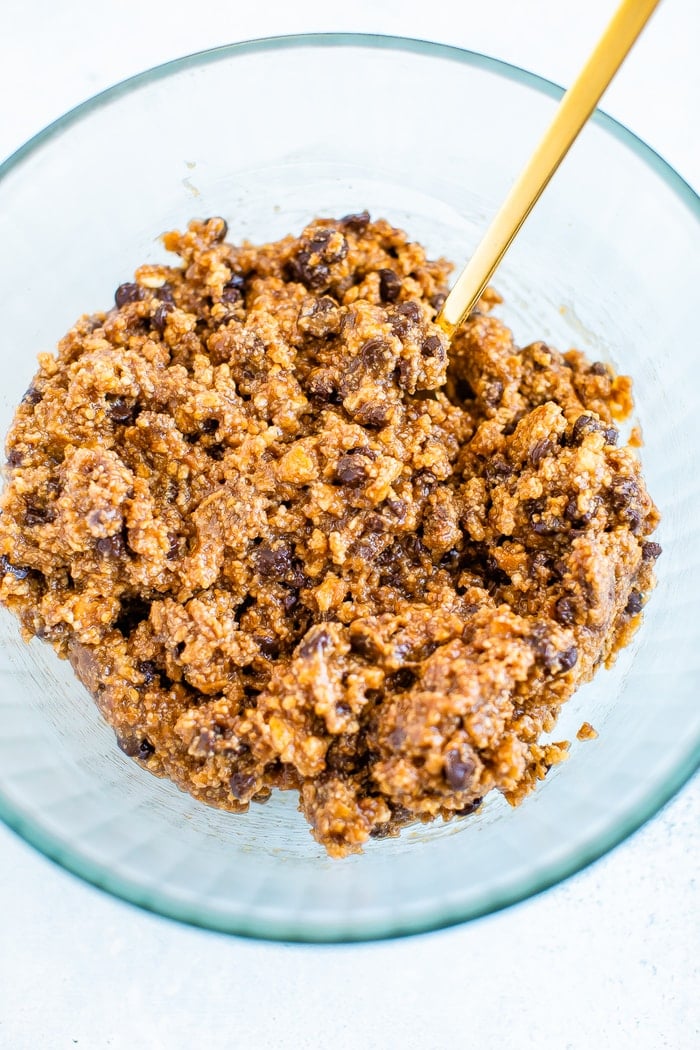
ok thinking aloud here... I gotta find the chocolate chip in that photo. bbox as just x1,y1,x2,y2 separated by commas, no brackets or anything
96,534,126,558
336,452,370,485
282,588,300,612
554,596,575,625
589,361,609,376
396,301,421,322
22,386,43,406
444,749,475,790
349,444,377,460
394,359,412,389
221,274,246,303
0,555,31,580
256,636,280,659
298,627,332,660
440,547,461,571
152,302,174,334
353,402,391,427
642,541,662,561
609,477,644,533
303,259,330,290
286,253,325,290
206,217,228,241
454,797,483,816
137,660,159,686
610,477,638,508
564,497,590,525
348,628,377,658
571,414,602,443
138,738,155,759
359,337,390,370
6,449,23,467
307,228,333,253
502,413,525,436
340,210,370,231
306,368,338,401
362,513,387,537
551,559,567,581
529,438,553,469
167,533,180,560
24,504,55,527
625,590,643,615
297,295,341,337
114,282,144,308
625,509,643,535
483,456,513,485
525,497,546,515
369,822,394,839
531,517,564,536
608,478,638,506
106,396,137,425
256,544,293,580
386,498,407,522
327,233,349,261
421,334,443,359
378,269,401,303
118,735,154,759
200,418,219,434
389,314,411,337
571,414,617,446
327,741,361,774
557,646,578,672
387,668,416,691
288,563,307,589
230,771,256,800
155,283,175,303
289,229,348,289
430,292,446,310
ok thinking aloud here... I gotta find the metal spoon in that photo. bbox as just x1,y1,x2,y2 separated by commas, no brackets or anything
436,0,662,337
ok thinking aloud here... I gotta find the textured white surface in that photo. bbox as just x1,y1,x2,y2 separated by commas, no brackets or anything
1,1,698,1047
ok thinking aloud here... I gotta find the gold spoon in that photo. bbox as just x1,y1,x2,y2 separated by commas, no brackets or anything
436,0,662,337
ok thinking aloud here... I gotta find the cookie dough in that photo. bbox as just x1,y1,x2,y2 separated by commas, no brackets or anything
0,214,660,855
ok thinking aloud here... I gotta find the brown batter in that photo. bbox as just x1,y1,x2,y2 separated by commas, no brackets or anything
0,215,660,855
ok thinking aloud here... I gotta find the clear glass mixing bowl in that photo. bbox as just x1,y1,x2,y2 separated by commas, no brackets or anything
0,35,698,942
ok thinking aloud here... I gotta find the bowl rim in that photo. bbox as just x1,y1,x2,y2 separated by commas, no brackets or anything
0,32,698,944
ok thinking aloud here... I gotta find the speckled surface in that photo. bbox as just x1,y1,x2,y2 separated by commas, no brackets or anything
1,2,698,1047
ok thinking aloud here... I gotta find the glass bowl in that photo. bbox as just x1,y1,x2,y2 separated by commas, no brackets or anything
0,34,698,943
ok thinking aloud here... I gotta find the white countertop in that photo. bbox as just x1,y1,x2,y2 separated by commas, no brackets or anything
1,2,698,1047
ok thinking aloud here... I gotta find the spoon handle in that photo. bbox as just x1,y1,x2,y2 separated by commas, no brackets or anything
436,0,662,336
